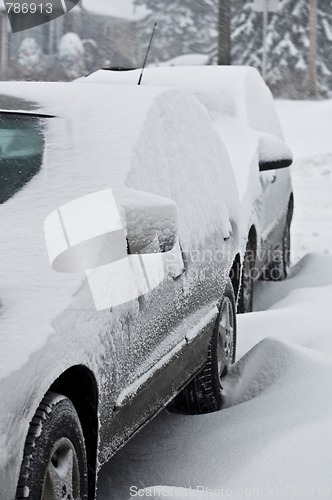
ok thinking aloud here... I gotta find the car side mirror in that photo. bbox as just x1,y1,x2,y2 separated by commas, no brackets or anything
44,188,177,310
122,189,178,255
44,188,178,274
258,134,293,172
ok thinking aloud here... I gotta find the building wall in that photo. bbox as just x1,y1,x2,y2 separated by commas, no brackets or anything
0,7,82,79
0,7,143,79
80,11,142,68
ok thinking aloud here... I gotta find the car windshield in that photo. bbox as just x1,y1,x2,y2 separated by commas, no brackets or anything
0,113,46,205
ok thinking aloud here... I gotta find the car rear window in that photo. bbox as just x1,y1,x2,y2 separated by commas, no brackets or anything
0,113,46,204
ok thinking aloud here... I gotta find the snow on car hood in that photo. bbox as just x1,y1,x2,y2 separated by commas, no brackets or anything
0,82,239,381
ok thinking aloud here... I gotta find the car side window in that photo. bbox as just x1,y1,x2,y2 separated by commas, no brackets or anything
0,114,45,205
245,71,284,140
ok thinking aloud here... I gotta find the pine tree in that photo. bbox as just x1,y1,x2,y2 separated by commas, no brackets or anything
231,0,332,97
134,0,218,63
18,38,45,78
316,0,332,92
135,0,332,96
58,32,86,80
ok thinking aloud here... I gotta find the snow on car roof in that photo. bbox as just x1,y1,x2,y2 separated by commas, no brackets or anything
82,65,285,226
83,65,283,136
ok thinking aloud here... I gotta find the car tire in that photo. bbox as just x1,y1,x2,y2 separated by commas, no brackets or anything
265,218,291,281
175,279,236,414
16,392,88,500
238,239,256,313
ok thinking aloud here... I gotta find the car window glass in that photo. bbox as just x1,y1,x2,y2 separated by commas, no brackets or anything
0,114,45,204
245,72,283,139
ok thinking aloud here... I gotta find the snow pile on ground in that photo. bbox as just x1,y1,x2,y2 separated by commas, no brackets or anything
276,100,332,261
155,54,210,67
289,153,332,260
96,254,332,500
238,253,332,358
276,100,332,160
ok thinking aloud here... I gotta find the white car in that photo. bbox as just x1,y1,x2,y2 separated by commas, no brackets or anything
80,65,294,312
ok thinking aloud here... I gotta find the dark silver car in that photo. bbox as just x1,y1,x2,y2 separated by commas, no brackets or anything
0,79,292,500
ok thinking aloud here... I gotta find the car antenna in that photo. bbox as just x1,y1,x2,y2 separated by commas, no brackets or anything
138,22,157,86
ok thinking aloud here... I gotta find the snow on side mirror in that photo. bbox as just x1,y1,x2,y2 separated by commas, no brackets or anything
122,190,178,255
44,189,128,274
44,188,176,311
258,134,293,172
44,189,178,274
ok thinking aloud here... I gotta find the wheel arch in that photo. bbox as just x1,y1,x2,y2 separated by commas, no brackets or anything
50,365,99,499
235,225,258,314
287,193,294,225
248,224,258,258
229,224,257,302
229,253,241,301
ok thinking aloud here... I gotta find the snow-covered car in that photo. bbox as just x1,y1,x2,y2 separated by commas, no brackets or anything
0,81,246,500
80,66,294,313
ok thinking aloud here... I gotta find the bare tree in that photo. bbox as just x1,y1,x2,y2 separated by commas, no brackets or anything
308,0,318,97
218,0,231,65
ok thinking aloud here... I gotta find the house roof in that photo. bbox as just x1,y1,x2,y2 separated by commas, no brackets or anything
81,0,148,21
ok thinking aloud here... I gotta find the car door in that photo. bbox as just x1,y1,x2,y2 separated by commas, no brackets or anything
103,89,238,454
244,72,291,267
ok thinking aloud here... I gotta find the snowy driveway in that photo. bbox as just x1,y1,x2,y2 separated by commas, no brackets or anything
97,100,332,500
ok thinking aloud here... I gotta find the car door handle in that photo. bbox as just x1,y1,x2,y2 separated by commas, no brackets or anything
223,222,233,241
163,239,186,279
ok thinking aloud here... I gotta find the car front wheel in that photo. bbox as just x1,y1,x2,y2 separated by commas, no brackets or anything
238,239,256,313
265,218,291,281
16,392,88,500
174,279,236,414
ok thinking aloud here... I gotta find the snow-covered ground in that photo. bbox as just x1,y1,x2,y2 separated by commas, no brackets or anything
277,99,332,261
97,99,332,499
154,54,210,67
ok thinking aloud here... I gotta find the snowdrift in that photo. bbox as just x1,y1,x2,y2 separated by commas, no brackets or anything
95,254,332,500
